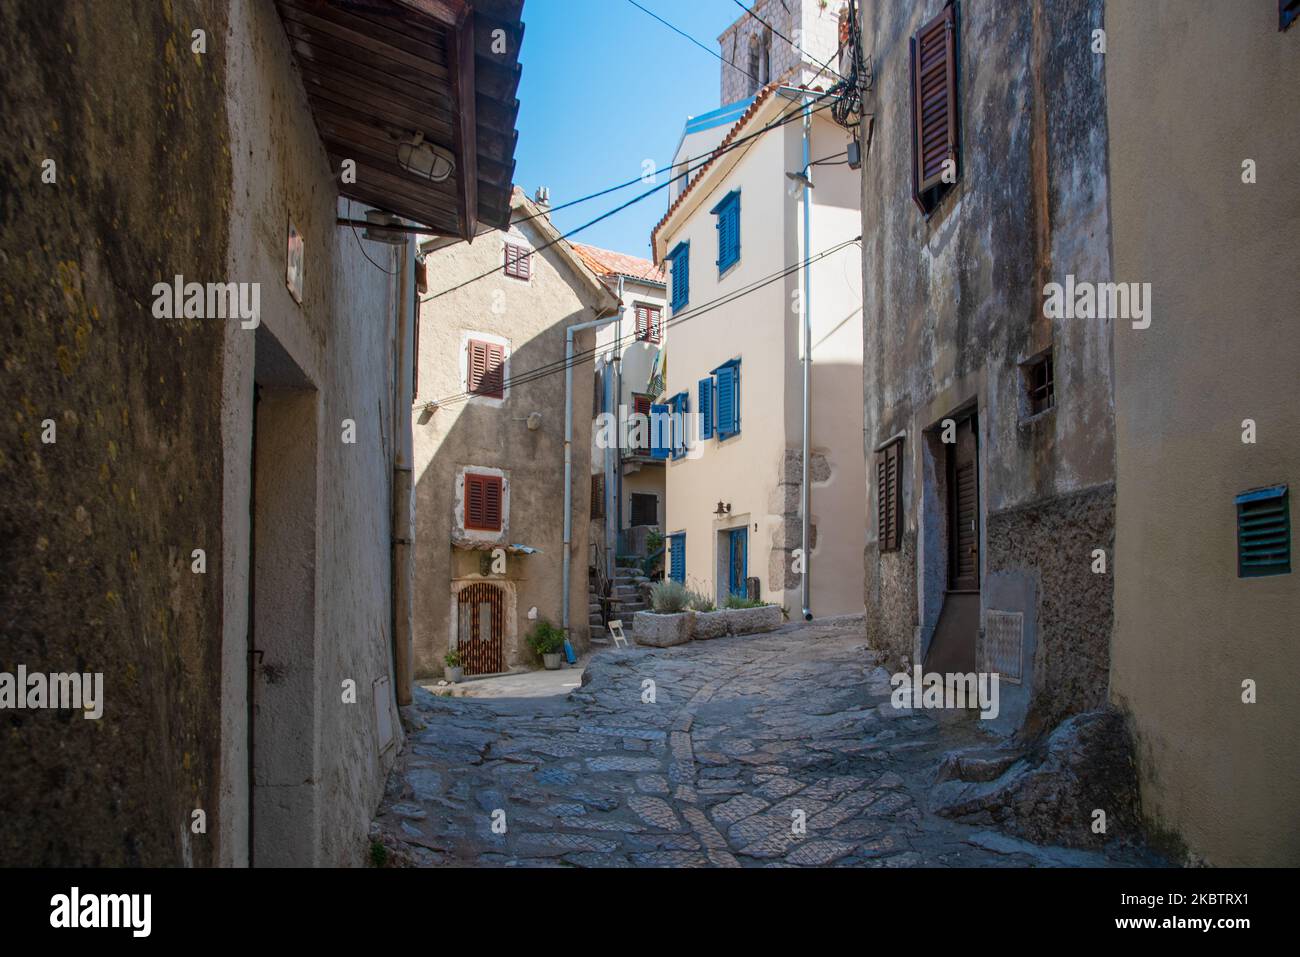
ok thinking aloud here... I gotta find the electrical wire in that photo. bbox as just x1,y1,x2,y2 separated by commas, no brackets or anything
425,235,861,409
625,0,760,85
421,90,845,303
347,198,400,275
730,0,846,84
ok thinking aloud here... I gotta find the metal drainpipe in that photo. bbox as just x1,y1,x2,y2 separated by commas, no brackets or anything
800,91,814,622
391,233,416,704
563,311,618,637
607,276,625,582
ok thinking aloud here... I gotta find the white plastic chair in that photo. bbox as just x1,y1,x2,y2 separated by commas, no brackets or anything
608,619,628,648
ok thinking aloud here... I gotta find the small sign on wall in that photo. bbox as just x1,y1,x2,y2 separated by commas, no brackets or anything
286,218,304,304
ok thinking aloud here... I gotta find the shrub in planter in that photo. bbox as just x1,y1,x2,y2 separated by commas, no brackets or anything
527,619,567,669
649,579,690,614
443,648,464,683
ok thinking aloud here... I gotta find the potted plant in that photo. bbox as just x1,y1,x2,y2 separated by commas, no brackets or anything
527,619,567,670
443,648,463,683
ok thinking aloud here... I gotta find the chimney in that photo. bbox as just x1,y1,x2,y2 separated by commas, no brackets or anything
534,185,551,218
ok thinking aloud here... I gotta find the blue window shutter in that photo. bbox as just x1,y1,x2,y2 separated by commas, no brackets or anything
698,377,714,439
670,392,689,459
669,242,690,310
712,192,741,273
649,403,670,459
670,534,686,583
715,363,739,438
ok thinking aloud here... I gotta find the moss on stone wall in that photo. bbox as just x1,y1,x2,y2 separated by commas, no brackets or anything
0,0,232,865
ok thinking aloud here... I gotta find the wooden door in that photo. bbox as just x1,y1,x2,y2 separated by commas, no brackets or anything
948,414,980,591
728,527,748,598
456,583,504,675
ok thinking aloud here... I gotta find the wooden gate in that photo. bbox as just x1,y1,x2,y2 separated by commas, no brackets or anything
456,583,504,676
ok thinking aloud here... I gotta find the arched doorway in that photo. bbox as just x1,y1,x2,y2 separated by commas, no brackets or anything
456,582,504,675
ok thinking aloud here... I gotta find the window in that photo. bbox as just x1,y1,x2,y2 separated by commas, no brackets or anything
711,358,741,439
632,394,653,453
877,441,902,552
698,376,714,440
503,241,531,280
1236,485,1291,577
630,493,658,527
712,190,741,274
668,532,686,583
591,473,605,519
467,339,506,398
465,473,503,531
667,391,690,460
667,241,690,311
649,402,671,459
1024,350,1054,416
910,3,959,215
1283,0,1299,31
635,303,662,343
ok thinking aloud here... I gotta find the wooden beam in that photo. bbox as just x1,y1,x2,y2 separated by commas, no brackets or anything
449,7,478,241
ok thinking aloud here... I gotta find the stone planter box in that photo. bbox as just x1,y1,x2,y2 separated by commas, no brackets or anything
692,610,731,640
632,611,694,647
722,604,782,635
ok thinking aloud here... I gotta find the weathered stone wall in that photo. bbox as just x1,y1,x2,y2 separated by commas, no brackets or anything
0,0,232,865
985,483,1114,736
859,0,1115,729
413,208,611,678
719,0,847,104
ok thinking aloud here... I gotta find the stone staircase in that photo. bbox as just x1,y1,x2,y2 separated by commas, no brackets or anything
588,567,653,644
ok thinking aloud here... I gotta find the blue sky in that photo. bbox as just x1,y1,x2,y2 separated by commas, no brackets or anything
514,0,745,260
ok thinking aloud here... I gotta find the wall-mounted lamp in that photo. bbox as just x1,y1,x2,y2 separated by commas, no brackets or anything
397,131,455,183
714,501,732,518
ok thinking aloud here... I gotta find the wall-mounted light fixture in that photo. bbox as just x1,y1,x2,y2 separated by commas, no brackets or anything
714,501,732,518
397,131,455,183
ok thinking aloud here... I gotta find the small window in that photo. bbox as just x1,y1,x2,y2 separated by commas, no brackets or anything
503,242,531,280
668,532,686,583
712,190,741,274
667,242,690,311
467,339,506,398
1024,350,1054,416
635,304,662,343
630,493,658,527
593,365,604,418
1236,485,1291,577
465,473,503,531
910,3,960,215
591,473,605,519
877,440,903,552
712,358,741,439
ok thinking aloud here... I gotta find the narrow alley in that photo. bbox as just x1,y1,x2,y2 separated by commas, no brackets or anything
374,618,1157,868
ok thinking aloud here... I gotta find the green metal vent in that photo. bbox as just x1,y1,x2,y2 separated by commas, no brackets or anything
1236,484,1291,578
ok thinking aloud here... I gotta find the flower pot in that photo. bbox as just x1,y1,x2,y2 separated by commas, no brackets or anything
543,653,563,670
445,666,463,683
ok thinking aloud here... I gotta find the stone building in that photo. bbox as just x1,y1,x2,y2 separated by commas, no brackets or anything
718,0,849,105
856,0,1115,734
0,0,522,866
1106,0,1300,866
571,243,668,588
412,190,618,679
652,82,865,616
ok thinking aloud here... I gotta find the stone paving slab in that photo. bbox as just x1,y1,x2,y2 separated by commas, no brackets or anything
374,619,1156,868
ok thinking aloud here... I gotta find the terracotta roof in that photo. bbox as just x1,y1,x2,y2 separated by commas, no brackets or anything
570,242,667,286
650,82,783,262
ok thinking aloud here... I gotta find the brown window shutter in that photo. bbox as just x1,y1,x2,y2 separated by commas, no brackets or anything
911,4,958,202
469,340,505,398
878,441,902,552
645,305,661,343
504,242,531,280
591,474,604,519
465,473,503,531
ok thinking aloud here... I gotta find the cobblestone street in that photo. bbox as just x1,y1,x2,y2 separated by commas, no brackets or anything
374,619,1156,868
